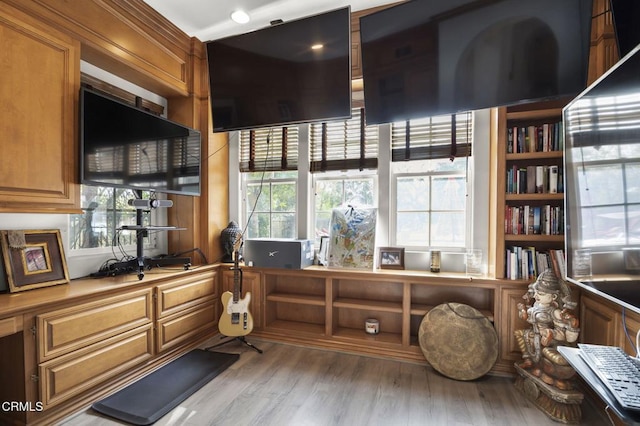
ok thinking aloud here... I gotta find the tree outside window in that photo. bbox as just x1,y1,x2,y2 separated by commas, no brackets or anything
244,171,297,239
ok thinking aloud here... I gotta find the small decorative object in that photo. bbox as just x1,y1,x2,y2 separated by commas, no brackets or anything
466,249,483,275
365,318,379,335
430,250,441,272
513,269,583,423
220,221,242,263
0,230,70,293
378,247,405,270
328,206,376,269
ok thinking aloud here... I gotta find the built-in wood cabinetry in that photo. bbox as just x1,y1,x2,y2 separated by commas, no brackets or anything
0,266,219,426
0,2,80,213
245,266,529,374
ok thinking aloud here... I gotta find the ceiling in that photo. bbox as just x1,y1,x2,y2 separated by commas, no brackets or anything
142,0,400,42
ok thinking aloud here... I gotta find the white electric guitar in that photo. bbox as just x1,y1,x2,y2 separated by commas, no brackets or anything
218,237,254,336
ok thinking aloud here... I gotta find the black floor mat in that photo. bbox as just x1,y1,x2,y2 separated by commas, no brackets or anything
92,349,239,425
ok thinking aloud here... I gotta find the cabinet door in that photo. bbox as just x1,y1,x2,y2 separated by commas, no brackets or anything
580,294,620,345
0,3,80,212
221,269,262,329
499,287,530,364
155,270,217,319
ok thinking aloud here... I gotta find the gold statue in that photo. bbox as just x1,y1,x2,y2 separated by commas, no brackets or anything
514,269,580,391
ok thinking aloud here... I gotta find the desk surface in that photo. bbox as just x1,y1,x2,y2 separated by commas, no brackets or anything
559,346,640,425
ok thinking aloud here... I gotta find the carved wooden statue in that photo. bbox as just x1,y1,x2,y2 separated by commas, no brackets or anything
513,269,583,423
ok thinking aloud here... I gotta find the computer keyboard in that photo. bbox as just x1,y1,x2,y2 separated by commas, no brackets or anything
578,343,640,411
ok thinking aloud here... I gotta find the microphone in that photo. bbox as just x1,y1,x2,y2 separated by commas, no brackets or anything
127,199,174,209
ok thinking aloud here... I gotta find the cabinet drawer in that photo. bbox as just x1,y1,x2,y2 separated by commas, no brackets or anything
37,289,153,362
156,270,217,318
39,324,153,408
156,301,217,353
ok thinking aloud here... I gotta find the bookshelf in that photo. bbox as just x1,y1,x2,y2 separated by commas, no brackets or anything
491,100,568,280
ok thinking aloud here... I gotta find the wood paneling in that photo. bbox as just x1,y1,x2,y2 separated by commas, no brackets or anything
0,2,80,213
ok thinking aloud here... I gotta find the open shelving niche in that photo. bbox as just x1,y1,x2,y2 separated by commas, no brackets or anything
261,268,496,354
492,101,568,280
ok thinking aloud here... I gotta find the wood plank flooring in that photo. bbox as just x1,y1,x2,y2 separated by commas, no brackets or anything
59,338,609,426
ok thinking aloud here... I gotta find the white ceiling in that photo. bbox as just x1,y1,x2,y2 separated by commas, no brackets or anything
142,0,400,42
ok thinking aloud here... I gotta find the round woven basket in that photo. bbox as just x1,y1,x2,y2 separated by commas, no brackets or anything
418,302,498,381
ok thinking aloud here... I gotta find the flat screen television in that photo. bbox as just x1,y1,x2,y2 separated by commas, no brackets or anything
564,43,640,314
360,0,593,125
611,0,640,58
205,7,352,132
80,87,202,196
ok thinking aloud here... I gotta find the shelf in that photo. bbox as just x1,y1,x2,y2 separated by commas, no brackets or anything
266,293,325,306
265,319,325,336
506,151,563,161
505,193,564,201
410,303,494,322
332,327,402,345
506,107,563,121
504,234,564,242
333,297,403,313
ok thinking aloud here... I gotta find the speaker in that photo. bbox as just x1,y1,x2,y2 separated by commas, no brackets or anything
127,199,174,209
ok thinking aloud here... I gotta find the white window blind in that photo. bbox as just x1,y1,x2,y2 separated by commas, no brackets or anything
310,108,378,172
391,112,472,161
240,127,299,172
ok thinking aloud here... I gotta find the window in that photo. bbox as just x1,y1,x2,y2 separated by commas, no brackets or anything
239,126,299,239
310,107,379,244
69,186,153,250
391,113,472,250
314,174,377,242
244,171,298,238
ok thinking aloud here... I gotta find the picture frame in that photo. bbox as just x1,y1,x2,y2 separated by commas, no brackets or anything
0,230,70,293
378,247,405,270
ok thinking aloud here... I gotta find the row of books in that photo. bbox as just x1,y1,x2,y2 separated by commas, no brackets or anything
505,247,566,280
506,164,563,194
507,122,563,154
505,204,564,235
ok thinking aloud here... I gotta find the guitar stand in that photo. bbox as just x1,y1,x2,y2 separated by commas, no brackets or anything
205,335,263,354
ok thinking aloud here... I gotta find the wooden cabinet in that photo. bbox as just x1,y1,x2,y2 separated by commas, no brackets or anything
35,289,154,408
155,270,218,352
254,267,527,373
0,2,80,213
490,101,568,279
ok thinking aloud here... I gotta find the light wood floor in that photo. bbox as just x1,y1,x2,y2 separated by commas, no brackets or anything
59,338,609,426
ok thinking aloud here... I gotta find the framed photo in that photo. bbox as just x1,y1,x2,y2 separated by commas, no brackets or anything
378,247,405,270
0,230,70,293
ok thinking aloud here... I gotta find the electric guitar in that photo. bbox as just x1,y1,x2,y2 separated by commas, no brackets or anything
218,237,254,336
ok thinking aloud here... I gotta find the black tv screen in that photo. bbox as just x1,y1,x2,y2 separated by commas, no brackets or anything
205,7,352,132
611,0,640,58
80,87,202,196
360,0,593,125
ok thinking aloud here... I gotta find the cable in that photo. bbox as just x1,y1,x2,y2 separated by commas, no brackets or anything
241,127,274,240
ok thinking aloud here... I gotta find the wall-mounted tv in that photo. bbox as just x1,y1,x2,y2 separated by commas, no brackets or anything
205,7,352,132
564,43,640,314
80,87,202,196
360,0,593,125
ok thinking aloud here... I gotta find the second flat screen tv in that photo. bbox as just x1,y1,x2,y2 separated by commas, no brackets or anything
206,7,352,132
360,0,593,125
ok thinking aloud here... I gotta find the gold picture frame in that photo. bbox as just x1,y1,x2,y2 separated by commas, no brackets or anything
0,230,70,293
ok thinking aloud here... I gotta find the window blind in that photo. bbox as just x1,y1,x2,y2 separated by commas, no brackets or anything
310,108,378,172
240,127,299,172
391,112,472,162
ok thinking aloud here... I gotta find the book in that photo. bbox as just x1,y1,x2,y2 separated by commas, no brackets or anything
549,165,558,193
536,166,544,193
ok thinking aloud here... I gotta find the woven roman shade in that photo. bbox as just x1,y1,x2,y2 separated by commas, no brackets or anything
391,112,472,162
310,108,378,172
239,127,299,172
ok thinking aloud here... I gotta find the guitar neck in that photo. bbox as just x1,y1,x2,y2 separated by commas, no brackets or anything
232,249,241,302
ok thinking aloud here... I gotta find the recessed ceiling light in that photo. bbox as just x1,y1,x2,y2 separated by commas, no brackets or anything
231,10,250,24
311,44,324,50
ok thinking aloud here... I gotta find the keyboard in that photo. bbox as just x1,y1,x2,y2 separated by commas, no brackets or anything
578,343,640,411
